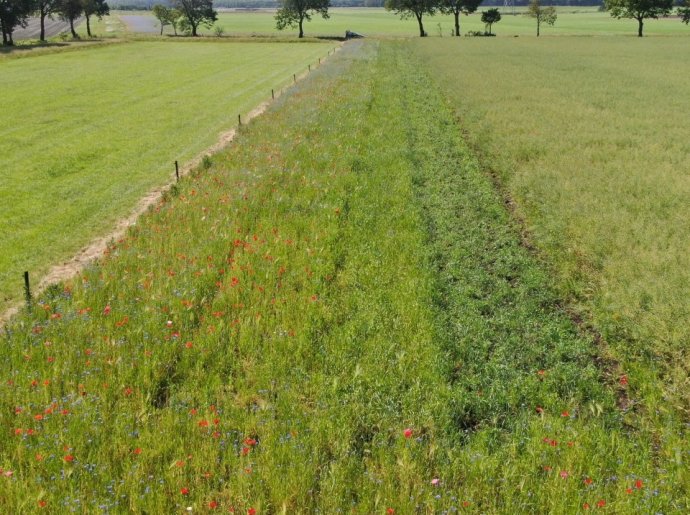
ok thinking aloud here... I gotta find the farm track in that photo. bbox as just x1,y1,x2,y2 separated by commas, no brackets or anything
0,42,343,328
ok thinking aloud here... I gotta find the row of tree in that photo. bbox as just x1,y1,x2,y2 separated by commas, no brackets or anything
385,0,689,37
0,0,108,45
152,0,217,36
4,0,688,44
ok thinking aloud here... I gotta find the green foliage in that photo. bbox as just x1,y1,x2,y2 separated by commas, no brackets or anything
82,0,110,37
170,0,217,36
438,0,483,36
679,0,690,23
384,0,437,36
34,0,61,41
480,7,501,34
274,0,330,38
525,0,557,36
57,0,83,37
152,4,177,35
605,0,674,36
0,0,33,45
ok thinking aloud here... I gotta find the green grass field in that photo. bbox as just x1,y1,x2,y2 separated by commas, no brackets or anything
113,8,690,38
413,33,690,476
0,40,332,313
0,38,688,512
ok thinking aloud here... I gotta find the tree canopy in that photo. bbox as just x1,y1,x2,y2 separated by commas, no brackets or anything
82,0,109,37
170,0,216,37
680,0,690,24
152,4,179,35
35,0,60,41
385,0,437,37
604,0,674,36
439,0,482,37
481,7,501,35
57,0,83,38
525,0,557,36
275,0,330,38
0,0,32,46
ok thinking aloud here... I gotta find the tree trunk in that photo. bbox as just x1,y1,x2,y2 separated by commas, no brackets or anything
191,21,198,36
454,11,460,36
0,20,7,46
537,18,540,37
160,22,163,35
40,12,46,41
415,12,425,37
70,16,77,38
86,15,91,37
637,17,643,37
298,14,304,38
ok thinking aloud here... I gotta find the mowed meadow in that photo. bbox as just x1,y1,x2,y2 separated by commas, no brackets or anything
0,40,331,312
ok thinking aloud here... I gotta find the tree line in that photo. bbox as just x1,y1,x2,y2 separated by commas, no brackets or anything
385,0,689,37
1,0,108,44
2,0,688,45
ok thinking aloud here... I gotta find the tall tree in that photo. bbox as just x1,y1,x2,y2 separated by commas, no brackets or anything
604,0,673,37
525,0,557,36
274,0,330,39
35,0,60,41
82,0,108,37
679,0,690,24
385,0,437,37
152,3,173,35
480,7,500,35
57,0,83,38
170,0,216,37
439,0,482,37
0,0,33,46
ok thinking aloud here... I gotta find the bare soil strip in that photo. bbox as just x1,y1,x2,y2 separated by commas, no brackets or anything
0,43,342,327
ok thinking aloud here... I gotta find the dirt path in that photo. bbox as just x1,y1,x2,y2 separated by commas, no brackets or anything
0,43,344,327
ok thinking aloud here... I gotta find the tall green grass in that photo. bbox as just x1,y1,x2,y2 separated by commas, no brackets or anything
1,40,687,512
413,33,690,498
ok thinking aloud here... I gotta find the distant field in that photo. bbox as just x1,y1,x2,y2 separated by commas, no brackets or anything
112,8,690,38
414,36,690,429
0,40,331,312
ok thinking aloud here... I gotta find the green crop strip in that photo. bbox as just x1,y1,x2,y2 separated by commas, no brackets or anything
0,40,687,512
